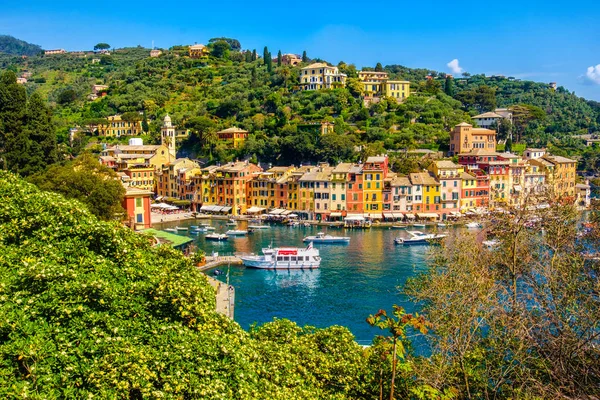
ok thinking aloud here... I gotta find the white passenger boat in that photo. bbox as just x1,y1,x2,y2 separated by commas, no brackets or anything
466,222,482,229
241,243,321,269
394,231,447,245
303,232,350,243
205,233,228,241
392,225,408,229
175,226,188,231
226,229,248,236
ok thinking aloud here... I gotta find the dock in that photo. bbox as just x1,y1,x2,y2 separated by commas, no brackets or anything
199,255,243,272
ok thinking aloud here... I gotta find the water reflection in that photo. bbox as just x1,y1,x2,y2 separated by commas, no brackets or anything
261,269,321,291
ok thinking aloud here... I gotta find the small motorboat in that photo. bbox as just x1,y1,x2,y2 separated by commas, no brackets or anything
392,225,407,229
303,222,311,227
164,228,177,233
226,229,248,236
303,232,350,243
213,269,224,276
395,231,447,245
412,223,427,228
189,225,199,229
205,226,216,231
226,219,237,226
205,233,228,241
466,222,482,229
176,226,188,231
437,223,447,228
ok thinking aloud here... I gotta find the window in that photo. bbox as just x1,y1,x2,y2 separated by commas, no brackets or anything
136,213,143,223
136,198,142,207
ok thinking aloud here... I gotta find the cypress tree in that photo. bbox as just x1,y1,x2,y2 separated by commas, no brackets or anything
444,76,455,97
375,62,383,72
266,52,273,73
277,50,282,67
302,50,308,63
252,49,257,61
0,71,27,172
263,46,269,66
244,50,252,62
21,92,57,176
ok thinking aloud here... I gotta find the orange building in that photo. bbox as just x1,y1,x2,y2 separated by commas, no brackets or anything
449,122,497,156
122,187,152,230
346,164,364,214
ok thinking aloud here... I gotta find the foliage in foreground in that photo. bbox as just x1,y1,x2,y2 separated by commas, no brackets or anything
0,171,379,398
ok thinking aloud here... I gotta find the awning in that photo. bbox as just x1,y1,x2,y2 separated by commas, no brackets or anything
450,211,463,217
405,213,416,219
392,213,404,219
345,215,365,221
200,205,213,211
383,213,394,219
155,196,164,201
288,213,299,218
330,212,342,217
246,206,266,213
369,213,383,219
219,206,232,213
269,209,285,215
281,210,292,215
417,213,439,219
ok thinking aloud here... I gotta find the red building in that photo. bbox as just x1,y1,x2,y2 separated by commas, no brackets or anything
121,187,152,230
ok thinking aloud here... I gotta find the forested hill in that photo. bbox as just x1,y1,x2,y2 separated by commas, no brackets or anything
1,42,598,166
0,35,42,56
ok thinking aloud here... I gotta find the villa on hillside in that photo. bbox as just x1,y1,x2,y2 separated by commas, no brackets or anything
300,63,347,90
217,127,248,149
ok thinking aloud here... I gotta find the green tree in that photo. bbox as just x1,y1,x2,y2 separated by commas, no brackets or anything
20,93,58,176
277,50,282,67
120,111,142,126
263,46,269,66
375,62,384,72
211,40,230,59
444,76,455,97
208,37,241,51
0,71,27,171
94,42,110,51
252,49,257,61
28,154,125,220
302,50,308,63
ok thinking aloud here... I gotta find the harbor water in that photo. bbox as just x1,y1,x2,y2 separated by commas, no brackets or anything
160,219,436,347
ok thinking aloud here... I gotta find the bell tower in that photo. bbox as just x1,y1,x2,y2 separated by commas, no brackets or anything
161,114,176,160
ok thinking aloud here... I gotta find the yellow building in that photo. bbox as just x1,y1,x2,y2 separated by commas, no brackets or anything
330,163,352,213
98,115,144,137
217,127,248,149
189,44,209,58
124,165,155,191
357,71,410,101
542,155,577,198
449,122,497,156
300,63,347,90
363,156,388,214
156,158,200,199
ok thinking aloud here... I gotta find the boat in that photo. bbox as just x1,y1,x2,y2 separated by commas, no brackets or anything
226,229,248,236
226,219,237,226
205,233,228,241
482,239,500,248
175,226,188,231
248,224,270,230
303,232,350,243
394,231,447,245
189,225,199,229
288,220,299,227
303,222,311,227
412,223,427,228
466,222,482,229
205,226,216,231
391,225,408,229
437,223,447,228
164,228,177,233
240,243,321,269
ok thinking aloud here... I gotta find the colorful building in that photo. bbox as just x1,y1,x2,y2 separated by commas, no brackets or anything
121,187,152,230
330,163,352,216
98,114,144,137
449,123,497,156
217,127,248,149
542,155,577,199
429,160,463,218
189,44,209,58
300,63,347,90
124,165,155,191
363,156,389,215
346,165,364,214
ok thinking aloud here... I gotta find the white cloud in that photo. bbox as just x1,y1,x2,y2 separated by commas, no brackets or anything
585,64,600,85
447,59,463,74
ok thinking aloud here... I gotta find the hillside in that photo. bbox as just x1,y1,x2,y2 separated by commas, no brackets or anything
1,43,599,166
0,171,381,398
0,35,42,56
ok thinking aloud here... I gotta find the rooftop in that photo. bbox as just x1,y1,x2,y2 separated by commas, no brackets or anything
472,112,504,119
217,126,248,134
435,160,460,169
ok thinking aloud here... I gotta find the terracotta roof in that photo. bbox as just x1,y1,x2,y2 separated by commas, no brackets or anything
435,160,460,169
391,175,411,186
409,172,439,186
302,62,331,69
543,155,576,164
365,156,387,163
332,162,354,173
461,172,476,180
472,112,504,119
458,149,500,157
456,122,472,127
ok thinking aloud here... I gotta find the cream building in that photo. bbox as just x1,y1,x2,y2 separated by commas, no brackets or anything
300,63,347,90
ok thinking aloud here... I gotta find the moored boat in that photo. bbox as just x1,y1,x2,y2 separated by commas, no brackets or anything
248,224,270,230
226,219,237,226
241,243,320,269
466,222,482,229
205,233,228,241
303,232,350,243
226,229,248,236
164,228,177,233
176,226,188,231
412,223,427,228
394,231,447,245
392,225,408,229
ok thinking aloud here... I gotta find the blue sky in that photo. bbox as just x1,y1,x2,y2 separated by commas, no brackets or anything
3,0,600,100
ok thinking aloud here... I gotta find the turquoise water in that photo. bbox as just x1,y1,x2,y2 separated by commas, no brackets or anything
160,220,434,346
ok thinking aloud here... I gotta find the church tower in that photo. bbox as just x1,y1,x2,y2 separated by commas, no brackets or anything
161,114,177,160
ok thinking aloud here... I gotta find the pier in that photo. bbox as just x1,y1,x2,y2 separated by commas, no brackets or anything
199,255,243,271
